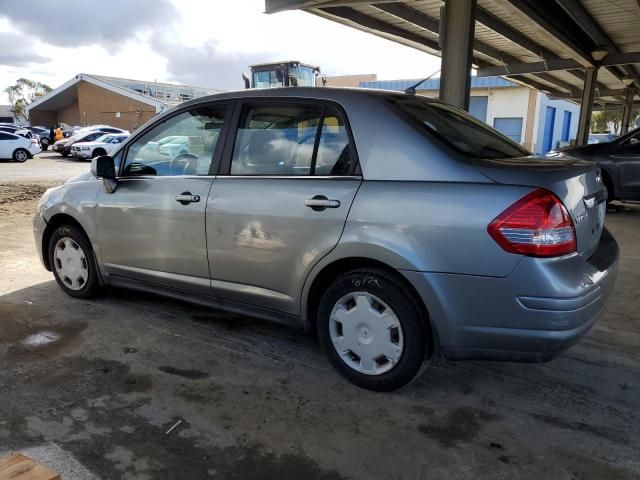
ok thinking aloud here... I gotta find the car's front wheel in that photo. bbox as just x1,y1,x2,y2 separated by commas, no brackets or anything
317,268,429,391
48,224,101,299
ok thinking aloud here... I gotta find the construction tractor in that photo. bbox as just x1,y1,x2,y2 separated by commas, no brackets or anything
243,61,321,89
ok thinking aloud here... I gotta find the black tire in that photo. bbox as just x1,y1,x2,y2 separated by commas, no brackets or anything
92,148,106,158
41,139,49,150
61,151,69,157
317,268,429,391
48,224,101,299
12,148,29,163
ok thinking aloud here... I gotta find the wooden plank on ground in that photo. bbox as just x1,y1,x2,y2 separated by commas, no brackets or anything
0,453,60,480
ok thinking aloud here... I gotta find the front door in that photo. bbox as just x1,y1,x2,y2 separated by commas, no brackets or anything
95,103,230,295
206,100,362,315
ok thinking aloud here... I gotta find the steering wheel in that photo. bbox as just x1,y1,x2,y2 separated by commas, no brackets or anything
169,153,198,175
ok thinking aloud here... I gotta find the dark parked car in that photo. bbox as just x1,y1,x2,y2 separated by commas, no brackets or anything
553,127,640,202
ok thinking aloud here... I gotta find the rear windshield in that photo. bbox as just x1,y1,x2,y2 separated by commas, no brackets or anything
388,96,530,160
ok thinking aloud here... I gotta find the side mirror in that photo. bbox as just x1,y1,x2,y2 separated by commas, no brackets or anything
242,72,250,89
91,155,115,178
91,155,118,193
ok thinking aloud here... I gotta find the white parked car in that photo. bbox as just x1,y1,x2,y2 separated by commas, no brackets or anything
71,134,129,159
76,125,129,135
0,131,41,161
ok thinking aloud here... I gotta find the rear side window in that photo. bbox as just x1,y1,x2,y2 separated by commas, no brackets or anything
388,96,530,159
230,103,356,176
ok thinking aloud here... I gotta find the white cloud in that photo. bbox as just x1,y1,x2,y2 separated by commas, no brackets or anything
0,0,440,103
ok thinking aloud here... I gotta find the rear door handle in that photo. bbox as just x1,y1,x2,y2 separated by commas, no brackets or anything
305,195,340,211
175,192,200,205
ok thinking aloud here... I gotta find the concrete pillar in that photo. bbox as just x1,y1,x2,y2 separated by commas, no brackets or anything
439,0,476,111
576,67,598,145
620,88,635,135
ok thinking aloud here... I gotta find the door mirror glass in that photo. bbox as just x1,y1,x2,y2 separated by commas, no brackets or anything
91,155,116,179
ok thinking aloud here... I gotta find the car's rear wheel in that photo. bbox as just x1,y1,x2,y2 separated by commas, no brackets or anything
41,139,49,150
12,148,29,162
317,268,429,391
48,224,100,299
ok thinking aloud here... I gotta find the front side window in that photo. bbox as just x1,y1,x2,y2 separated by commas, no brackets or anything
389,96,530,160
230,103,356,176
122,105,227,177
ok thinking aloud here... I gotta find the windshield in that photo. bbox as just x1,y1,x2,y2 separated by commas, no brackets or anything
614,126,640,145
252,69,282,88
96,134,114,143
389,96,530,160
288,65,317,87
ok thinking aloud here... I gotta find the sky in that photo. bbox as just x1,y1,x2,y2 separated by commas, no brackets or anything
0,0,441,104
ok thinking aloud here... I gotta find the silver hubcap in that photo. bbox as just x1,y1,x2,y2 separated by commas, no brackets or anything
329,292,404,376
53,238,89,291
15,150,27,161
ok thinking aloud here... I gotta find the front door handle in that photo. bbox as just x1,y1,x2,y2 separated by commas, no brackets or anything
305,195,340,211
175,192,200,205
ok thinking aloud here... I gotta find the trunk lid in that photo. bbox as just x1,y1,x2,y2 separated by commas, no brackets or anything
472,156,607,258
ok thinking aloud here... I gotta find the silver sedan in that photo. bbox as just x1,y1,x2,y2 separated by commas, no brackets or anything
33,87,618,391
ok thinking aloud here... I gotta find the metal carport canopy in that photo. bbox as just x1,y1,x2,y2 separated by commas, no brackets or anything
264,0,640,140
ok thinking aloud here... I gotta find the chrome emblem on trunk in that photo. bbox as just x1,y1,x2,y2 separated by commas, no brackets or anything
584,197,596,208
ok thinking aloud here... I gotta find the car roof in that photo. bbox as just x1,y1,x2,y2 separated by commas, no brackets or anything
179,86,419,107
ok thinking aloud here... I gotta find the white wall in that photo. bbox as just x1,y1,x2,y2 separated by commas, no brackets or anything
533,94,580,154
478,87,531,142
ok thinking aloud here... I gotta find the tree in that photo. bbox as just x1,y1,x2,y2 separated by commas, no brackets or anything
4,78,52,123
591,107,640,134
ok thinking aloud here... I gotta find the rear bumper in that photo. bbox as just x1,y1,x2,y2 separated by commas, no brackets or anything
403,228,619,362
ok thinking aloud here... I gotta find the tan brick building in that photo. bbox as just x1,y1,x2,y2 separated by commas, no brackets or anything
26,74,222,131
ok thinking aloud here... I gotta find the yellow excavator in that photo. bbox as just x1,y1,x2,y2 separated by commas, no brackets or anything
243,61,322,89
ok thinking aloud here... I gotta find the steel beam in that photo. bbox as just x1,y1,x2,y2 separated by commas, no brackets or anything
577,67,599,145
320,6,441,52
550,88,628,100
621,88,636,134
439,0,476,110
477,59,582,77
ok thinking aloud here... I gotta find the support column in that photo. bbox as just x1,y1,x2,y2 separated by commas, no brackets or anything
439,0,476,111
620,87,635,135
576,66,598,145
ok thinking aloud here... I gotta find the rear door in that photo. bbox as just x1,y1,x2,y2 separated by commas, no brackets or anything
206,99,361,315
0,132,14,158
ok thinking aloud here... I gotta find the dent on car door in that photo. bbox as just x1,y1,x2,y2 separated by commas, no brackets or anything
95,103,231,294
206,100,362,315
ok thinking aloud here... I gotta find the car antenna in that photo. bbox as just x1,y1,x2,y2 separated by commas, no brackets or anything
404,69,441,94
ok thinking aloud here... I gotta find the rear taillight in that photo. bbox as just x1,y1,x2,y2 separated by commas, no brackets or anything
31,139,38,144
488,188,576,257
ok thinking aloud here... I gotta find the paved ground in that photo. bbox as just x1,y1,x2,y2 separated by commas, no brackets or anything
0,160,639,479
0,151,90,182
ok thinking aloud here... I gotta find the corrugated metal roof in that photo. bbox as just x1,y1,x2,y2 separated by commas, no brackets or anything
359,76,518,91
269,0,640,104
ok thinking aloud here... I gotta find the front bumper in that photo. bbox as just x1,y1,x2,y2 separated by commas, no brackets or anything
72,150,91,158
403,228,619,362
33,206,48,270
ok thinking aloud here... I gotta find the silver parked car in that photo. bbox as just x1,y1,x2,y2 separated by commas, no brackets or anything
34,88,619,391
